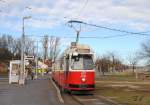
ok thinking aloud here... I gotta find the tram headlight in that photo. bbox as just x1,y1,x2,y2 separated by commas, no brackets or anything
82,78,86,82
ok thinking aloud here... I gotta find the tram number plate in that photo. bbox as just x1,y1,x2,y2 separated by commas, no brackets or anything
80,84,87,88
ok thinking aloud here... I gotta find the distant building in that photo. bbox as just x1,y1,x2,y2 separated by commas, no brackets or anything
44,59,52,67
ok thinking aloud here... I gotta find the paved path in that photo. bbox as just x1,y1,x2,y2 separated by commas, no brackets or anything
0,76,64,105
0,75,117,105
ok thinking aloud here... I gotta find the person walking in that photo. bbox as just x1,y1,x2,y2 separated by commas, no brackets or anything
31,71,34,80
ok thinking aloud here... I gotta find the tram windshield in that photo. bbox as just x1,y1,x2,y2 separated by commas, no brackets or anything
71,54,94,70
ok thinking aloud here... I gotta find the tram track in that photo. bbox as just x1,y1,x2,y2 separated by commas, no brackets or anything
69,93,119,105
51,75,120,105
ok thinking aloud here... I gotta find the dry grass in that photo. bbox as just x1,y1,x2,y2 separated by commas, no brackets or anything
95,73,150,105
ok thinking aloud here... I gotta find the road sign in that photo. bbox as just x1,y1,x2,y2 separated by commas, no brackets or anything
25,56,34,60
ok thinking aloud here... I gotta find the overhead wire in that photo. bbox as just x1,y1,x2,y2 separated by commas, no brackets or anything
63,0,89,23
25,32,150,39
68,20,150,36
76,0,89,18
84,22,150,36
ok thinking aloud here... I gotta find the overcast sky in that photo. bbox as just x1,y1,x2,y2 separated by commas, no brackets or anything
0,0,150,64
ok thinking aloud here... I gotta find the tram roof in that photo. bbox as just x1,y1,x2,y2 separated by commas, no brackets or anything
63,43,92,55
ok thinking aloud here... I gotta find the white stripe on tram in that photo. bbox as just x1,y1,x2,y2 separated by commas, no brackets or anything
69,70,95,72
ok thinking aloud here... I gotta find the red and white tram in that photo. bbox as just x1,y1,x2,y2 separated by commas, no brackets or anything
52,42,95,91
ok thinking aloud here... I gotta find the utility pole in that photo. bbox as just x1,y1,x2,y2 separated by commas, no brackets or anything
43,35,48,61
35,41,38,79
19,16,31,85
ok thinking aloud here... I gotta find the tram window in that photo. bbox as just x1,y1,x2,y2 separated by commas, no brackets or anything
71,57,83,70
60,60,63,70
66,59,69,71
71,55,94,70
83,56,94,70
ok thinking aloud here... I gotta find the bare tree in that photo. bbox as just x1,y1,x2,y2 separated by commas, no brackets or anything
106,52,123,72
15,38,22,58
24,37,35,56
42,35,49,60
49,36,55,60
3,35,14,48
96,55,111,75
95,52,125,76
0,35,13,62
128,55,138,75
49,36,61,62
0,35,8,49
0,35,36,61
41,35,61,62
140,40,150,65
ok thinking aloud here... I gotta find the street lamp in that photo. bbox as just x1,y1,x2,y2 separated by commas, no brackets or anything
19,16,31,85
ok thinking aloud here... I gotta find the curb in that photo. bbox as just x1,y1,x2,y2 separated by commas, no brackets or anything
50,78,64,103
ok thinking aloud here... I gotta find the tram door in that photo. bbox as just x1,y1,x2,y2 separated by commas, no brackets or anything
64,56,69,84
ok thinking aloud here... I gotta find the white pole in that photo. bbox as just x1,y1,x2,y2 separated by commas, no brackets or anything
19,16,31,85
35,41,38,79
19,17,25,85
